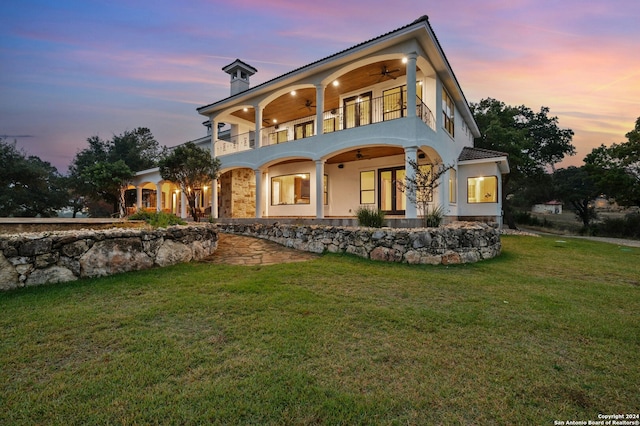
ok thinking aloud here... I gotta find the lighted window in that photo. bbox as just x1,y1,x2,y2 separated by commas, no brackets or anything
269,129,288,144
323,117,336,133
294,121,314,140
324,175,328,205
271,174,310,205
467,176,498,203
360,171,375,204
449,169,457,203
442,89,454,137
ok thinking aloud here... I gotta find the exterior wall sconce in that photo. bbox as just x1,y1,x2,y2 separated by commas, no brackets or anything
338,164,344,169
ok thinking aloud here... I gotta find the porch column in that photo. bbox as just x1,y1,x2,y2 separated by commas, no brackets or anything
315,159,325,219
211,178,218,218
255,106,262,148
136,186,143,210
255,168,262,218
404,146,418,219
210,116,217,157
180,191,187,218
406,52,418,118
315,83,324,136
156,182,162,212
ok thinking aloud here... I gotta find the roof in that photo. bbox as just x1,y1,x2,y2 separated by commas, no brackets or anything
196,15,480,137
222,59,258,75
458,147,508,161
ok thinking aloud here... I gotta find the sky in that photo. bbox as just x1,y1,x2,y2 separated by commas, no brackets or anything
1,0,639,173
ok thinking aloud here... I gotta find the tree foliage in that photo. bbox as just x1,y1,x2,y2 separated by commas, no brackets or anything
584,117,640,207
398,159,452,227
553,166,599,227
471,98,576,228
68,128,160,217
0,138,68,217
158,142,221,222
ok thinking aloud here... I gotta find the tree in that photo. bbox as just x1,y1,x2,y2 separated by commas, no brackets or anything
0,138,68,217
69,128,161,217
471,98,576,228
553,166,599,227
398,159,452,227
584,117,640,207
158,142,221,222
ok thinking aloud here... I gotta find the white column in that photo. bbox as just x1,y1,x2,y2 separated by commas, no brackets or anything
404,146,418,219
156,182,162,212
315,83,324,136
136,186,143,210
406,52,418,118
210,116,217,157
255,106,262,148
180,191,187,218
211,178,218,218
315,159,325,219
255,169,262,218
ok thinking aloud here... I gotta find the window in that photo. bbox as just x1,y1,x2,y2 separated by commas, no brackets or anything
442,89,454,137
382,83,422,121
467,176,498,203
344,92,371,129
449,169,457,203
323,117,336,133
294,121,314,140
360,171,375,204
324,175,328,205
383,86,405,121
271,174,310,205
269,129,288,144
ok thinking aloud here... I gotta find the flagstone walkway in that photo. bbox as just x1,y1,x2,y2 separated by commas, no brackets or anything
201,233,319,266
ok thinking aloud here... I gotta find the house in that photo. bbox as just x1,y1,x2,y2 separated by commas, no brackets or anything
132,16,509,225
532,200,563,215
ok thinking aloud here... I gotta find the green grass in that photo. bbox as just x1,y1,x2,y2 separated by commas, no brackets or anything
1,235,639,425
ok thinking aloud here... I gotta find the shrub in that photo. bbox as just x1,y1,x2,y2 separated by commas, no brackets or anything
422,205,445,228
128,211,186,228
355,206,386,228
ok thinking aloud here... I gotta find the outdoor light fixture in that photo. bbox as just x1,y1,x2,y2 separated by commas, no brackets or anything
338,163,344,169
291,90,296,96
332,80,339,87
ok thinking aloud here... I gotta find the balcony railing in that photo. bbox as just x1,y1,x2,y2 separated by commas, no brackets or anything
215,95,436,156
214,131,255,156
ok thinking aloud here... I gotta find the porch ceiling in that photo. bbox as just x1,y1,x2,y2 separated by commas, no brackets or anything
230,59,407,126
326,146,405,164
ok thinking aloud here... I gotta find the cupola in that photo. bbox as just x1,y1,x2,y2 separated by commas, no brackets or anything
222,59,257,96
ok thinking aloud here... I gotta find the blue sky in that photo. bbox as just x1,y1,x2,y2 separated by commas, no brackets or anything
1,0,639,172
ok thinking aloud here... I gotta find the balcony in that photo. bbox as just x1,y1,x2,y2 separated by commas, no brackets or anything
214,95,435,157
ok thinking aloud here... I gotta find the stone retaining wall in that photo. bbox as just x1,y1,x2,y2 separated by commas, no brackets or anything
218,222,501,265
0,224,218,291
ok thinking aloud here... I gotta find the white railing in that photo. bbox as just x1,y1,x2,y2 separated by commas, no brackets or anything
214,96,436,156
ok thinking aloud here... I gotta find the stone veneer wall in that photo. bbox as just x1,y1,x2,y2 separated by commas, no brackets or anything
219,169,255,219
0,224,218,291
217,222,501,265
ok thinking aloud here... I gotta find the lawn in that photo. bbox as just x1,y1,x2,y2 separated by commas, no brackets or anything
1,235,638,425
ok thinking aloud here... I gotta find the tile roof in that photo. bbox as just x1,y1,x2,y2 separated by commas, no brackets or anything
458,147,508,161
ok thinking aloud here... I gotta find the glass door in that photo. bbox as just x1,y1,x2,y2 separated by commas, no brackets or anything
343,92,372,129
379,167,406,215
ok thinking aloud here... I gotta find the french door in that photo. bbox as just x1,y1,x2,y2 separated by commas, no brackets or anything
379,167,406,215
343,92,372,129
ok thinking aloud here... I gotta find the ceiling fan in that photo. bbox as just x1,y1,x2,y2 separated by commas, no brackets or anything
370,65,400,82
355,149,367,160
299,99,316,111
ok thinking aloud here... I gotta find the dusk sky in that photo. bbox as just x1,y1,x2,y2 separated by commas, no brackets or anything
1,0,639,173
